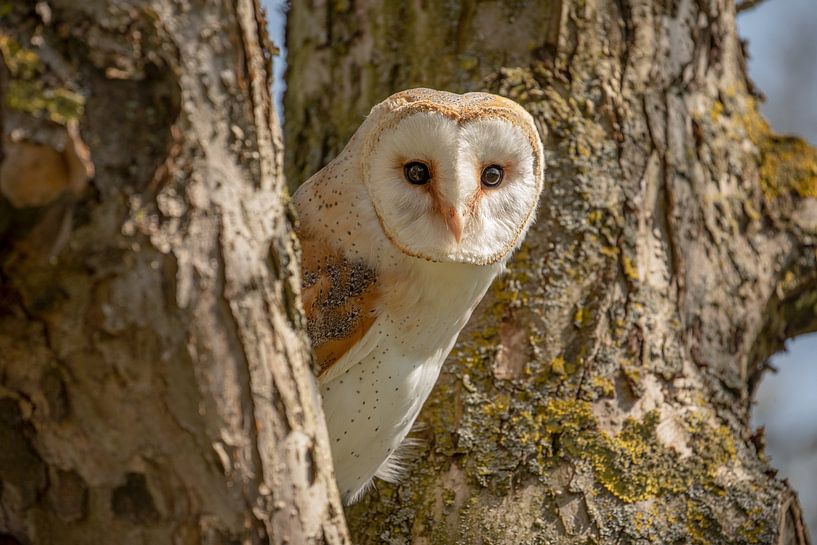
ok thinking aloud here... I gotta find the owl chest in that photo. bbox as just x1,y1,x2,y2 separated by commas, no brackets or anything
322,264,495,452
326,290,473,431
372,269,487,396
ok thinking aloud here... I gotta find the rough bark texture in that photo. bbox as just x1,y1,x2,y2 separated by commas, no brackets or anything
286,1,817,544
0,1,348,544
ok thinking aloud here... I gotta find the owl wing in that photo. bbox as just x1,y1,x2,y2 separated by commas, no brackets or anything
300,235,384,383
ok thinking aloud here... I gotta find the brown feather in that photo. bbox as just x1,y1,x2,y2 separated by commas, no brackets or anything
300,234,380,377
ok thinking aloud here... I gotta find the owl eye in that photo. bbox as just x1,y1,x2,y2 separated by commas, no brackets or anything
403,162,431,185
481,165,504,188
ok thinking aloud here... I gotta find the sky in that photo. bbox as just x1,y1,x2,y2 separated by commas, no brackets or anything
738,0,817,144
264,0,287,117
265,0,817,533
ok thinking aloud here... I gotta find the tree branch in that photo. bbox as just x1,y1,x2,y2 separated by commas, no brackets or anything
736,0,769,14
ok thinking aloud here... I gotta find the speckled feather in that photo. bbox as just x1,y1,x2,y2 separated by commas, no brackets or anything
294,88,544,503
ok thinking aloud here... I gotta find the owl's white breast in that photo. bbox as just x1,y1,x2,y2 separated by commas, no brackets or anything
321,251,500,502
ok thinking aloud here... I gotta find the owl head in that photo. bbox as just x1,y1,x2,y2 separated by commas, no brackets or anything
358,88,544,265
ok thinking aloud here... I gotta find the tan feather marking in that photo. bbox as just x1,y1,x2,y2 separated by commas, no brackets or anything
300,235,380,376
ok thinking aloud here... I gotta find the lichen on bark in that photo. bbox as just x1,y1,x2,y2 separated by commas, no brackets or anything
287,1,815,543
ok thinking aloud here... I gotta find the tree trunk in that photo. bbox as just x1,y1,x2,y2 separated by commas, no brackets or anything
0,2,348,544
286,1,816,544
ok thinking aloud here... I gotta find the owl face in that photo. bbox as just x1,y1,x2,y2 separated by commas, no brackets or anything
359,89,544,266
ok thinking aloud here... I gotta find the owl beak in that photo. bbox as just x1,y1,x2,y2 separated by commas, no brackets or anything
443,205,463,244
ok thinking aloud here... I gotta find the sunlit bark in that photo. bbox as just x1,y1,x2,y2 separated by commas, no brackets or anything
286,1,816,543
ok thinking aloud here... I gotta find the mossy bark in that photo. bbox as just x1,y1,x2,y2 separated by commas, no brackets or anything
0,2,348,544
286,1,816,544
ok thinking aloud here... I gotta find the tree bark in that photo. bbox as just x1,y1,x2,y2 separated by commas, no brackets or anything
286,1,817,544
0,2,348,544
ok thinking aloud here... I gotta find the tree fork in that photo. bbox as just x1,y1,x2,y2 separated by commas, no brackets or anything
286,1,815,543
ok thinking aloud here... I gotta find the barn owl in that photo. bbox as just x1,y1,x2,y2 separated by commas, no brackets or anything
293,88,544,503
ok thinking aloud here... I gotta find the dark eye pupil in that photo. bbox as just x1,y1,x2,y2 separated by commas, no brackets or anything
481,165,503,187
404,162,431,185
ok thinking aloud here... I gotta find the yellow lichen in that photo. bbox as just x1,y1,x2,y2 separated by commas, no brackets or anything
574,307,591,328
739,98,817,200
600,245,620,258
504,402,741,504
590,375,615,396
737,507,768,544
481,392,510,417
549,356,566,376
685,499,714,545
710,100,724,123
587,209,604,224
622,255,640,281
758,136,817,199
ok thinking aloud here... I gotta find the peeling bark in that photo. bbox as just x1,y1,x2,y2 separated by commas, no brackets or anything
286,1,816,543
0,1,348,544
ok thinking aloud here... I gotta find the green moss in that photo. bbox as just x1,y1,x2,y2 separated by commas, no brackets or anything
5,80,85,124
0,34,85,124
0,34,43,77
441,487,456,508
